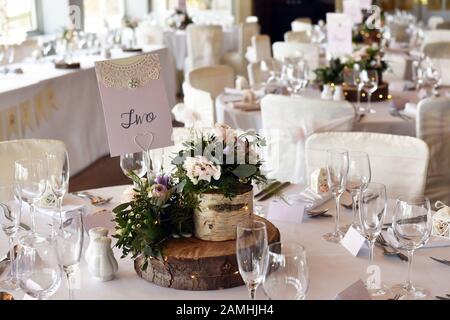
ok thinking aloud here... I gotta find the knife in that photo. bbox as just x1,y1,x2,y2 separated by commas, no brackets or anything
254,181,282,199
258,182,291,202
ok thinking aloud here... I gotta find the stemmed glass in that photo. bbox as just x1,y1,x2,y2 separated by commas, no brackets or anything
424,64,442,97
17,234,61,300
236,220,268,300
344,151,371,233
0,186,22,290
359,183,388,296
14,159,48,234
120,152,147,186
53,209,84,300
352,67,365,114
47,151,70,232
263,243,309,300
361,70,379,114
323,149,349,243
391,196,432,300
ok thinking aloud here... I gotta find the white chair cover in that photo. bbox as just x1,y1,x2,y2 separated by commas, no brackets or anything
261,95,355,184
383,52,407,82
429,58,450,86
247,59,281,86
417,97,450,206
291,19,312,33
0,139,67,187
305,132,429,199
188,65,235,100
272,42,320,70
246,34,272,63
185,25,223,73
428,16,445,30
136,24,164,46
284,31,310,43
423,42,450,59
423,30,450,46
388,21,409,43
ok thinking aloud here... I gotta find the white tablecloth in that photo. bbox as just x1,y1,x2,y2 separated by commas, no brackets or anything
0,46,177,175
216,87,417,137
163,26,239,71
3,185,449,300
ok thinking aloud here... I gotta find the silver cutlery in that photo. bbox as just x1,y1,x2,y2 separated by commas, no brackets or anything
258,182,291,202
306,208,332,218
430,257,450,266
376,234,408,262
389,109,412,121
436,295,450,300
388,294,402,300
254,181,281,199
72,192,113,206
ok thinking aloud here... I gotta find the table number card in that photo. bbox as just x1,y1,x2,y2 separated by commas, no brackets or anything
95,53,173,157
341,226,367,257
326,13,353,58
342,0,363,25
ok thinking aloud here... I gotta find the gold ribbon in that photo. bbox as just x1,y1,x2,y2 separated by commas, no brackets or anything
34,91,48,126
5,106,20,140
19,100,35,135
44,86,58,110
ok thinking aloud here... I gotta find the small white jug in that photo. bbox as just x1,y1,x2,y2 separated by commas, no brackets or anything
87,237,118,282
333,85,345,101
85,227,109,263
321,84,333,100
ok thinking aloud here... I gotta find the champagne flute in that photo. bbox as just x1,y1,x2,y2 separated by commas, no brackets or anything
47,151,70,232
359,183,388,296
0,186,22,290
236,220,268,300
361,70,378,114
323,149,349,243
14,159,48,234
53,209,84,300
343,151,371,233
17,234,61,300
391,196,432,300
353,66,365,114
120,152,147,185
263,243,309,300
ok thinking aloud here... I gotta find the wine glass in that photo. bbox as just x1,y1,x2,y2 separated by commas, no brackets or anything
359,183,388,296
352,66,365,114
424,64,442,97
236,220,268,300
17,234,61,300
391,195,432,300
361,70,378,114
53,209,84,300
47,151,70,233
323,149,349,243
263,242,309,300
120,152,147,185
343,152,371,233
0,185,22,290
14,159,48,234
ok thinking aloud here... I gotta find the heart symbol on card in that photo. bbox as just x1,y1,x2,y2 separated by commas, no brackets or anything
134,132,155,151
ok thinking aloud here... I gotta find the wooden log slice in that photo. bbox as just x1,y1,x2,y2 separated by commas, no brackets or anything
343,82,390,103
135,217,280,291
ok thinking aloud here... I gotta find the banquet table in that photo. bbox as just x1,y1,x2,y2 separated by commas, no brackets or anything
0,46,177,175
3,184,450,300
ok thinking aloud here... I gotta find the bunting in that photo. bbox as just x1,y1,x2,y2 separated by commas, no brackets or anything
5,106,20,140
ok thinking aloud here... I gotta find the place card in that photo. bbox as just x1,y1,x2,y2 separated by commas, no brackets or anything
335,280,372,300
341,226,367,257
326,13,353,58
342,0,363,25
95,51,174,157
267,200,305,224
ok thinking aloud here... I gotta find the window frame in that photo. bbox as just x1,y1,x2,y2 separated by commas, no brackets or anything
3,0,40,36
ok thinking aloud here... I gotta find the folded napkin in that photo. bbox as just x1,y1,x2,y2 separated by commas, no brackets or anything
385,227,450,249
35,195,86,217
288,187,332,210
403,102,417,116
224,87,265,98
229,101,261,112
390,96,409,110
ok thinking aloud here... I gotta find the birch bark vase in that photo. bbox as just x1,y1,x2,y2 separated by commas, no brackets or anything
194,186,253,242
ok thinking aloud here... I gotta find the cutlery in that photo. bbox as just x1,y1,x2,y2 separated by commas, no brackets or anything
306,208,332,218
258,182,291,202
376,234,408,261
436,296,450,300
0,292,14,300
430,257,450,266
0,260,9,276
0,245,19,264
72,192,113,206
341,193,379,210
388,294,402,300
254,181,281,199
390,109,412,121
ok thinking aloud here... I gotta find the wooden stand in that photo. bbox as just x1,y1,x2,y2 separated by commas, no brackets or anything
134,217,280,291
343,82,390,103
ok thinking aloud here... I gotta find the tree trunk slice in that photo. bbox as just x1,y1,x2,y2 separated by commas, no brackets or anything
134,216,280,291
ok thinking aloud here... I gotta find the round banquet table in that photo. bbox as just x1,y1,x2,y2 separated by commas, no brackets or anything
216,85,418,137
3,185,450,300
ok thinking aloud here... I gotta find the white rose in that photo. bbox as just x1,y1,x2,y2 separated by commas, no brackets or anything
214,123,236,143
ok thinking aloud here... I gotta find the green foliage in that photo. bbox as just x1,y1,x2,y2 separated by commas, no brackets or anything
314,58,346,85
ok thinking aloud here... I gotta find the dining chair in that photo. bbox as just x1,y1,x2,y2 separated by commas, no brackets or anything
383,52,408,82
417,97,450,206
422,30,450,46
437,22,450,30
0,139,67,187
135,24,164,46
185,25,223,73
247,59,281,87
428,16,445,30
291,19,312,33
387,21,410,43
260,95,355,184
223,22,260,76
305,132,430,199
423,42,450,59
174,65,235,128
245,34,272,63
284,31,310,43
272,42,320,70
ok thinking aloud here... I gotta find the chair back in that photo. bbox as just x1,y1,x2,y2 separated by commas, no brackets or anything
186,25,223,71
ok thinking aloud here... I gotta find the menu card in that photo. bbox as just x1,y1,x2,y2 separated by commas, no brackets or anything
326,13,353,58
343,0,363,25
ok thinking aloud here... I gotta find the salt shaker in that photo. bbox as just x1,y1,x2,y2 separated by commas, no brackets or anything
87,237,118,282
333,85,345,101
321,84,333,100
85,227,109,263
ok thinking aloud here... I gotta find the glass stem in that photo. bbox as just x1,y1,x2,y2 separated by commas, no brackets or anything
248,287,256,300
66,270,75,300
369,240,375,266
351,191,359,227
30,203,36,234
406,250,414,292
54,197,64,237
8,236,16,279
334,194,342,236
357,88,361,111
368,92,372,112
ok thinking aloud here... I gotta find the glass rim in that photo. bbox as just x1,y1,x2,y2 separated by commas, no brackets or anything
396,194,430,205
363,182,386,190
268,242,306,256
348,150,369,157
14,158,46,166
326,148,348,155
236,220,267,231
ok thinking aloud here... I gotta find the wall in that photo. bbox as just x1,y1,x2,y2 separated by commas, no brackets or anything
125,0,151,19
39,0,70,34
233,0,253,23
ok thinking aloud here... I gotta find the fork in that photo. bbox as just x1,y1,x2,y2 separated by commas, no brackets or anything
72,192,113,206
376,234,408,262
436,295,450,300
430,257,450,266
388,294,402,300
306,208,332,218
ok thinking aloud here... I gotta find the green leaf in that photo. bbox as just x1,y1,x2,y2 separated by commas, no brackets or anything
232,165,257,179
113,202,131,214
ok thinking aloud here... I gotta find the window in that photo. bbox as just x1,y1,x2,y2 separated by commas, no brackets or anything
167,0,232,12
1,0,38,35
84,0,125,32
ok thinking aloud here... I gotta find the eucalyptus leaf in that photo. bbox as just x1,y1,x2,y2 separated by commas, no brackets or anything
232,165,258,179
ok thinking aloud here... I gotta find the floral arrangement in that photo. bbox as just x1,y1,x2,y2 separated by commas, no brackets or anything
113,124,267,269
167,9,193,30
61,26,76,43
314,58,347,86
172,124,267,200
113,173,194,270
122,17,139,30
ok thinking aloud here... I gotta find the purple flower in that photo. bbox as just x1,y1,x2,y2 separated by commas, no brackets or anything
155,175,169,187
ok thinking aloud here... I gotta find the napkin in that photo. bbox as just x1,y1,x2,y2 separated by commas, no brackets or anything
288,187,332,210
390,96,409,110
385,228,450,249
403,102,417,116
229,101,261,112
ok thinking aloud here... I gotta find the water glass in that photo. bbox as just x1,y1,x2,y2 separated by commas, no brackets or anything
361,70,378,114
120,152,147,184
47,151,70,231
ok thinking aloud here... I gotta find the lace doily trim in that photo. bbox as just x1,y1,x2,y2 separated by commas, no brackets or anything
96,54,161,89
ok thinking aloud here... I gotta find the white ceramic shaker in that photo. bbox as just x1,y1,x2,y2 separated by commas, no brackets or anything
87,236,118,282
85,227,109,263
